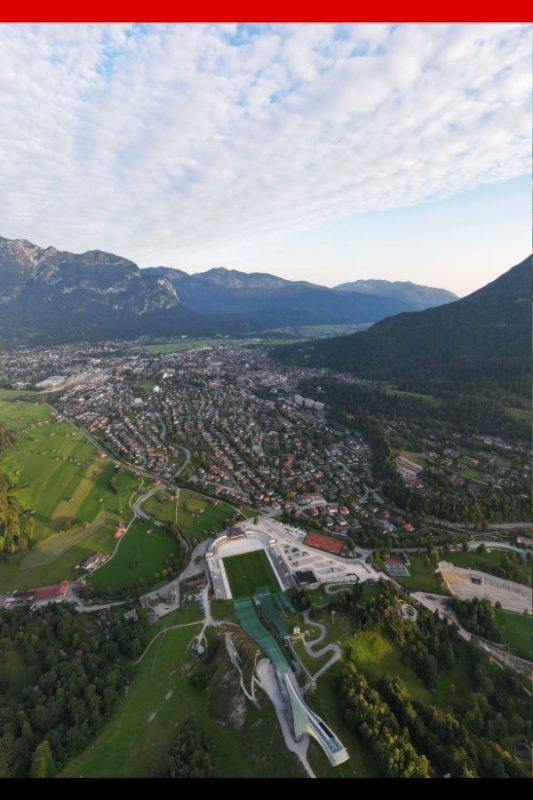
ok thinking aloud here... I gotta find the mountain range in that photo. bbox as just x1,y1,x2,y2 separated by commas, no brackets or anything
0,236,455,344
334,279,457,309
275,256,532,395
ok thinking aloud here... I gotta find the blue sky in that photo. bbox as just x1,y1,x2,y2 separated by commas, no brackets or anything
0,23,530,295
196,175,530,295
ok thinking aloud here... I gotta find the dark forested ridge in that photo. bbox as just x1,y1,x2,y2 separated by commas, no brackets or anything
275,256,532,396
145,265,415,325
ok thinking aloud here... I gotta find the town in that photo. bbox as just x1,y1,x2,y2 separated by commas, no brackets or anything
1,339,530,557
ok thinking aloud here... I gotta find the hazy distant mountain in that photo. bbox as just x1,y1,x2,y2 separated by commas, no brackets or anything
145,265,415,324
335,279,457,310
0,235,465,345
193,267,294,290
276,256,532,395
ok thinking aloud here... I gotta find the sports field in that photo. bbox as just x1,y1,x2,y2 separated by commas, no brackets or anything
223,550,280,598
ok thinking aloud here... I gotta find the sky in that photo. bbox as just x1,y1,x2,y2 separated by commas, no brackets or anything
0,22,531,296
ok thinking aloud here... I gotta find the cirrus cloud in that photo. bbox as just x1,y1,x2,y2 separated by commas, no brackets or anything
0,22,530,266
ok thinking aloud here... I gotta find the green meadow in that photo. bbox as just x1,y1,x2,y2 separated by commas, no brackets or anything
144,488,237,542
90,518,181,593
0,397,140,591
62,624,304,778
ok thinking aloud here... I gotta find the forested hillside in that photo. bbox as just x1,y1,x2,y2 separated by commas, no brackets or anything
275,256,532,396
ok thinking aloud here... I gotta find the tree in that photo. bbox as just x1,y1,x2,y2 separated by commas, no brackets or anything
30,740,54,778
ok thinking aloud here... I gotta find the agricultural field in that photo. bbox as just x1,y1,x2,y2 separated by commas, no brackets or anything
0,399,135,542
144,488,237,542
90,518,181,593
223,550,281,598
0,396,141,591
61,624,304,778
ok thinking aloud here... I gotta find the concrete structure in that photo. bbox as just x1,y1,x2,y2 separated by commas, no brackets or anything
281,672,349,766
206,525,295,600
235,597,348,767
438,561,532,614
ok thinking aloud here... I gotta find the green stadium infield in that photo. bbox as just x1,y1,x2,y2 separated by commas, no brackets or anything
222,550,281,598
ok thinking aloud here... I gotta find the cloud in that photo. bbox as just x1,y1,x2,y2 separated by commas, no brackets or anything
0,22,530,266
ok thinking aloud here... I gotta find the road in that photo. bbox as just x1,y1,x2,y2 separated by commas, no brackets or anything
155,411,191,479
132,485,160,521
301,609,342,682
410,592,473,641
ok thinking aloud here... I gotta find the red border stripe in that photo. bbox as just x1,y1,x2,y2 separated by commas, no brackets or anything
1,2,532,23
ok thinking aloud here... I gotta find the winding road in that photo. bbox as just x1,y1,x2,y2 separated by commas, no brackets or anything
301,609,342,682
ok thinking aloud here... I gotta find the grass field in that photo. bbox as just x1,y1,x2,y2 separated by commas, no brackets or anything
350,630,432,705
387,386,438,405
432,646,475,709
210,598,237,623
223,550,281,598
494,609,532,660
446,550,532,587
306,664,379,778
144,488,237,542
61,624,304,778
0,388,39,400
0,397,142,591
145,602,204,640
396,554,449,594
90,519,181,593
0,399,136,542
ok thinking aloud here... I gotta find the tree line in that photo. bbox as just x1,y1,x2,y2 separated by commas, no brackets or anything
0,422,32,555
333,582,530,778
0,604,141,777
